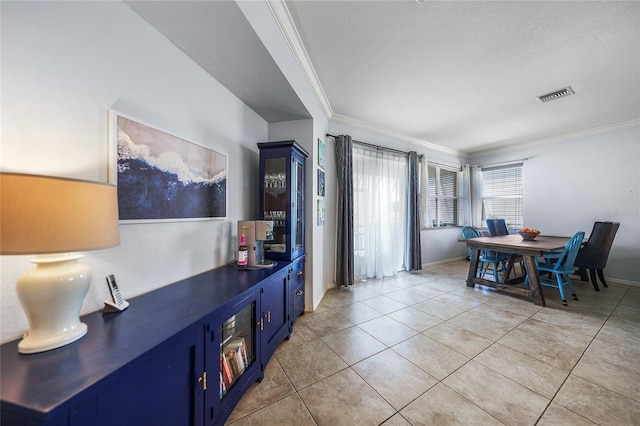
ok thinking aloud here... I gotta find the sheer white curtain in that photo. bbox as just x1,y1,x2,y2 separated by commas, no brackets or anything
470,165,484,228
461,165,472,226
420,155,431,228
353,146,407,281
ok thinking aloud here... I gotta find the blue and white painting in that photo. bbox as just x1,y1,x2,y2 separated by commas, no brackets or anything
114,114,226,221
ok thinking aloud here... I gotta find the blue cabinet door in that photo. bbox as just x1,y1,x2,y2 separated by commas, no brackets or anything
206,291,261,425
70,326,201,426
260,267,290,364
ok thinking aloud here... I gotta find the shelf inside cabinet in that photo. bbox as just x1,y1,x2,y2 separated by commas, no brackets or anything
219,303,255,398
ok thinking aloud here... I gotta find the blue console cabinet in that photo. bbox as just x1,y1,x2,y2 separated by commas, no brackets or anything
1,262,292,426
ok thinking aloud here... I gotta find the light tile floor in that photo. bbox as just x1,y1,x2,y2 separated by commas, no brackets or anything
227,260,640,425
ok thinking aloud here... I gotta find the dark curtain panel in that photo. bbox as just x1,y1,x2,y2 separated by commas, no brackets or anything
405,151,422,271
335,135,354,286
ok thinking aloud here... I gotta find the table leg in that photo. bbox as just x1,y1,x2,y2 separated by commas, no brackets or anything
467,248,480,287
502,254,516,282
522,255,546,307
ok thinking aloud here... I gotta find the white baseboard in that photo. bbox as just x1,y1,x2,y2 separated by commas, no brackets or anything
606,277,640,287
422,257,467,268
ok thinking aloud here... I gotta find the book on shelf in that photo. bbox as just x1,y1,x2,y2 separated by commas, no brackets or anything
219,371,226,398
219,336,251,392
220,354,233,388
225,337,249,366
226,349,243,377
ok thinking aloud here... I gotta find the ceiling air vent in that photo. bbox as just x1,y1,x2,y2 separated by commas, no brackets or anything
537,86,574,103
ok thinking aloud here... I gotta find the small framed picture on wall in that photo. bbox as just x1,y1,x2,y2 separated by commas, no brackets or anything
317,199,325,226
317,169,325,196
317,138,325,169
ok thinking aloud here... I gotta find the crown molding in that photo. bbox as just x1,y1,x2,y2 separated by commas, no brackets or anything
266,0,333,121
330,114,463,157
468,118,640,159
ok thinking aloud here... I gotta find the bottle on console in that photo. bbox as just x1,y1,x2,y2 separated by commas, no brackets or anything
238,228,248,269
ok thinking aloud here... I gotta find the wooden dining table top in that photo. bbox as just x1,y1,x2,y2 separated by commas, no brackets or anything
464,234,570,254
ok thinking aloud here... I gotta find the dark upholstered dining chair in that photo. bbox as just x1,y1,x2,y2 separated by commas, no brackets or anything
574,221,620,291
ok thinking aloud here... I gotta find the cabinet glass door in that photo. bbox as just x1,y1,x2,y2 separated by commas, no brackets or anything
259,140,307,261
293,156,304,254
219,302,255,399
263,157,287,254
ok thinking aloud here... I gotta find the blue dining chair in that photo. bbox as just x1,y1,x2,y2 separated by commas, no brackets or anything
534,231,585,306
486,218,523,279
486,218,509,236
461,226,508,282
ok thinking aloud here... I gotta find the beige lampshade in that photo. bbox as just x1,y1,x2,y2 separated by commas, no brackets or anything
1,172,120,254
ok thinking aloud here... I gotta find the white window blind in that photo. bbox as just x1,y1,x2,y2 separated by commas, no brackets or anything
428,164,461,227
482,163,523,228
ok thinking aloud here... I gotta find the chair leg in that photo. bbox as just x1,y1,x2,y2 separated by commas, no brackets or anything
578,267,588,281
597,269,609,288
477,262,488,279
566,275,578,301
589,269,600,291
556,274,567,306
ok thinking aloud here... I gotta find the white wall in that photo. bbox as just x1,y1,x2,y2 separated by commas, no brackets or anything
267,120,316,311
239,0,334,311
316,125,336,308
1,1,269,343
472,125,640,284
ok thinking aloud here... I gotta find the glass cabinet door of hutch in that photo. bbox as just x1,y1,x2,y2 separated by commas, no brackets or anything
263,157,287,253
258,141,308,261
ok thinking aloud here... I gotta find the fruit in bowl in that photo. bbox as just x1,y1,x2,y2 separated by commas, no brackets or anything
519,227,541,241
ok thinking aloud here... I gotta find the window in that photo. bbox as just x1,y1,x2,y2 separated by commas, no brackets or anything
427,164,462,227
482,163,523,228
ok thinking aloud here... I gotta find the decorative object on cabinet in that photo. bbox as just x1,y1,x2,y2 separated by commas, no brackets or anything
103,274,129,313
109,110,227,222
0,173,120,354
258,141,308,262
236,220,276,268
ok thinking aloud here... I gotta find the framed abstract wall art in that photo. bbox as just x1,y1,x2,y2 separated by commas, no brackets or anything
109,111,227,222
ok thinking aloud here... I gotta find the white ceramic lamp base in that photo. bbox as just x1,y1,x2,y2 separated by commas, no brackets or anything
16,253,91,354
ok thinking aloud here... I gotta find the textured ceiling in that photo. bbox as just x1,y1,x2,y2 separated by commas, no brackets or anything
129,1,640,155
284,0,640,153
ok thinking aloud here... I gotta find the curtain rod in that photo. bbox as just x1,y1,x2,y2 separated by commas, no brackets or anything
326,133,420,157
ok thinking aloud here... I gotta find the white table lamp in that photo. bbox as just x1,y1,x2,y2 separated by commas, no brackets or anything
0,173,120,354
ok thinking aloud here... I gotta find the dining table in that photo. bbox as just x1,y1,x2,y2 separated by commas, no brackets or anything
464,234,571,306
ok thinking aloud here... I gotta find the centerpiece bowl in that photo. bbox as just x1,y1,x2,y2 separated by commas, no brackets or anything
519,228,540,241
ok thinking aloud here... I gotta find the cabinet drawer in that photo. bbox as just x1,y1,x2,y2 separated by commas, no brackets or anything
290,257,305,323
291,258,305,286
292,281,305,321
